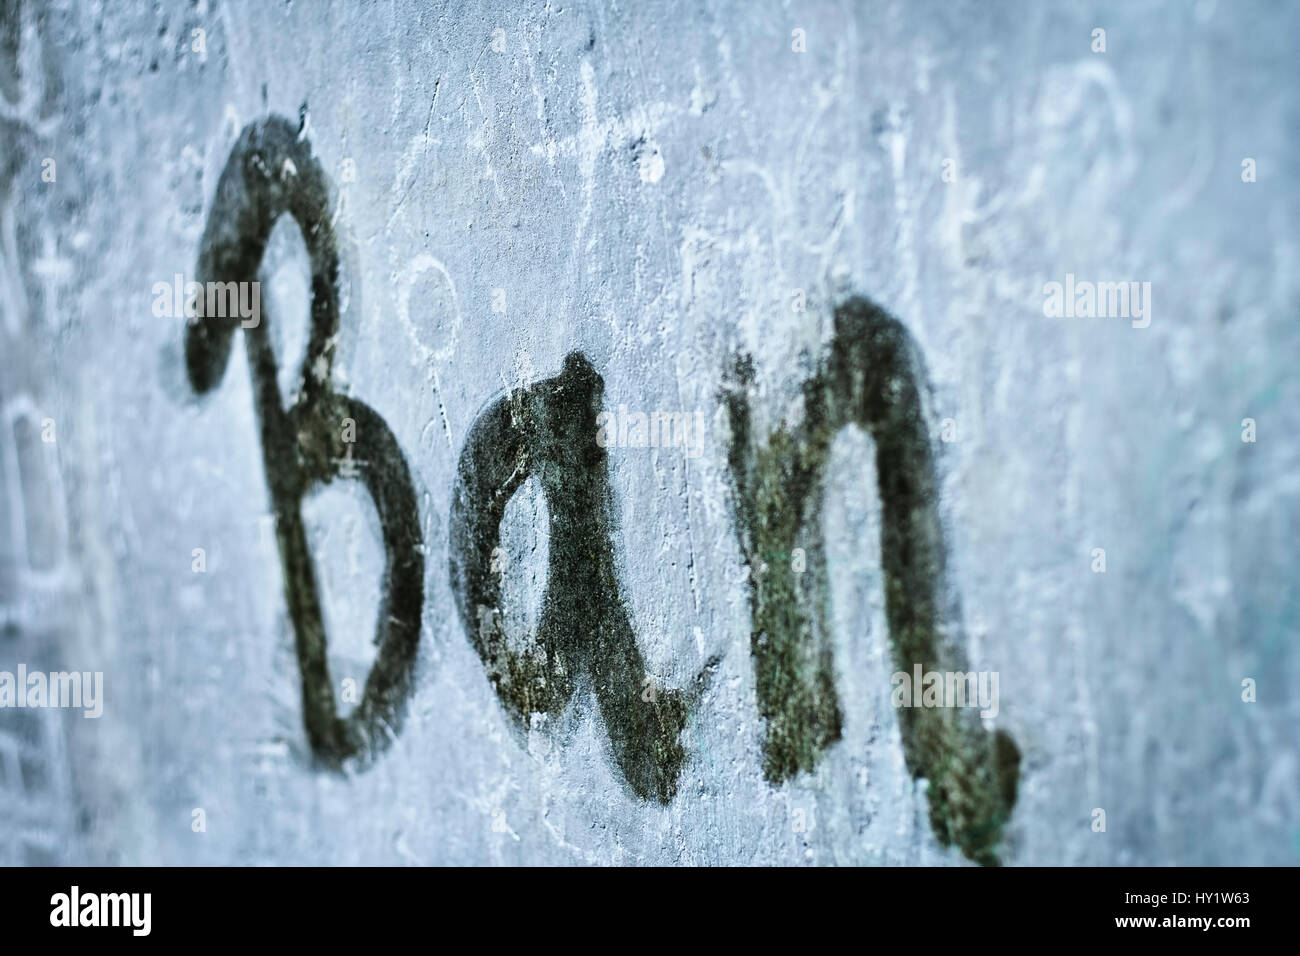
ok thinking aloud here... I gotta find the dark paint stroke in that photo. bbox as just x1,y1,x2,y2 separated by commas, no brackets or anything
448,353,692,802
186,116,424,766
723,297,1020,865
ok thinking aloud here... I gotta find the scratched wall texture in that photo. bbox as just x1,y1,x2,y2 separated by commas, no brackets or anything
1,0,1298,865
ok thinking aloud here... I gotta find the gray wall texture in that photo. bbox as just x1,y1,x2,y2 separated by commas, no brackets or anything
1,0,1298,865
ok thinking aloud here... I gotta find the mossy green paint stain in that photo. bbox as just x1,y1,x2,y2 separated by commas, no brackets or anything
723,299,1020,865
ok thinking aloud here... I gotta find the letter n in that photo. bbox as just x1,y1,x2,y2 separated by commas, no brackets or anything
722,297,1020,865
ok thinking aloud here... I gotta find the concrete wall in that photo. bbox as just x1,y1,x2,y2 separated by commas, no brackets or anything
1,0,1297,865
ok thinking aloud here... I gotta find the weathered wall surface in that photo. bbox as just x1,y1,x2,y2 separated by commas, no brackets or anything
1,0,1297,865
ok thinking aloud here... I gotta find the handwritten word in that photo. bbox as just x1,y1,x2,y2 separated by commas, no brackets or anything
188,116,1018,864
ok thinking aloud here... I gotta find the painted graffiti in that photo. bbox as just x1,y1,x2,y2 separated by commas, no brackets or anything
188,116,1019,864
